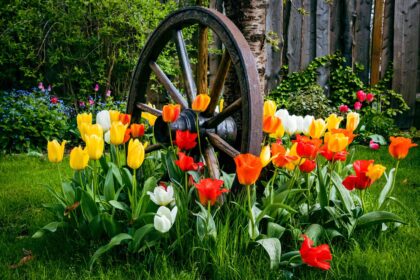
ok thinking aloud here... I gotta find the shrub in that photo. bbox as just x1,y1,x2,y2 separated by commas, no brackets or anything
0,89,71,153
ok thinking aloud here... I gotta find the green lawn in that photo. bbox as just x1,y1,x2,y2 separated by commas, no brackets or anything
0,145,419,279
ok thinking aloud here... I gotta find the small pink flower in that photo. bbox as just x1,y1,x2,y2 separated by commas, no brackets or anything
79,101,86,107
38,82,45,91
94,83,99,92
47,84,52,91
106,89,111,97
339,104,349,113
50,97,58,104
354,101,362,110
366,93,374,102
89,99,95,105
356,90,366,102
369,140,380,150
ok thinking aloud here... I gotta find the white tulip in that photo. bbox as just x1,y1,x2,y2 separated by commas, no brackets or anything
295,115,304,134
147,185,175,206
302,115,315,135
154,206,177,233
104,131,111,144
96,110,111,132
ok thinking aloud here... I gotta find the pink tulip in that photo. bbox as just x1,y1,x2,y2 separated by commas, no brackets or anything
89,99,95,105
94,83,99,92
354,101,362,110
106,89,111,97
38,82,45,91
369,140,380,150
339,104,349,113
47,84,52,91
366,93,374,102
356,90,366,102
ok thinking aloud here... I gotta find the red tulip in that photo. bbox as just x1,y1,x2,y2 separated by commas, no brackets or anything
130,124,145,138
342,160,373,190
354,101,362,110
339,104,349,113
50,97,58,104
271,143,299,168
295,135,321,159
366,93,374,102
194,178,228,206
300,235,332,270
369,140,380,150
356,90,366,102
119,113,131,125
319,145,348,162
174,130,197,150
123,128,131,144
299,159,316,173
175,152,201,172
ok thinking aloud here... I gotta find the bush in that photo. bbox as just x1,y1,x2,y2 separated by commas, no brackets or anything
0,89,71,153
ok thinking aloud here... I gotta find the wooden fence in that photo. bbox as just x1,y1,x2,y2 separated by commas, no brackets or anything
265,0,419,126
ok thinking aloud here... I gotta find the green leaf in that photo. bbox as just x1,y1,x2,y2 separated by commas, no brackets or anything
32,221,66,238
110,163,123,187
104,169,116,202
256,238,282,269
356,211,405,228
81,190,98,222
369,134,387,145
89,233,132,270
267,222,286,239
109,200,130,215
101,213,120,238
331,172,354,213
304,224,324,244
62,182,75,204
130,224,155,252
378,168,395,209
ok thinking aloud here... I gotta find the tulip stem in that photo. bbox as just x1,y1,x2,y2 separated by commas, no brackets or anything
360,190,366,213
115,145,121,169
306,172,311,216
207,201,211,236
56,164,63,185
168,123,174,150
195,112,203,160
78,171,84,191
185,172,188,195
388,160,400,204
246,184,256,240
132,169,137,220
93,160,98,203
269,168,278,204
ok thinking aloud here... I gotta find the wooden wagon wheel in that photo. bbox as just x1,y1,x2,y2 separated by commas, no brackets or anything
127,7,262,179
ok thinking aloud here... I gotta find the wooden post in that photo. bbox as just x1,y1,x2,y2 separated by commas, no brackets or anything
197,0,208,94
380,0,394,80
371,0,385,85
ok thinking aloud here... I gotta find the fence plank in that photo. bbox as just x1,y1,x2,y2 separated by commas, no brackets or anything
354,0,373,84
316,0,330,94
380,0,394,79
343,0,355,66
287,0,302,73
371,0,385,85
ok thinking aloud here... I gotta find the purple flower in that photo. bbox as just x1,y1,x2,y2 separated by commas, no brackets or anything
89,99,95,105
47,84,52,91
79,101,86,108
94,83,99,92
38,82,45,91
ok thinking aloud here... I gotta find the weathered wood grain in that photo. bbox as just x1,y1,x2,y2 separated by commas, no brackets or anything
371,0,385,85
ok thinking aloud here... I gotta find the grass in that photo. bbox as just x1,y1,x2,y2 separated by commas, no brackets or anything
0,145,419,279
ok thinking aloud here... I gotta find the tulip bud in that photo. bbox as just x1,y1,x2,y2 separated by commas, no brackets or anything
356,90,366,102
325,114,343,131
366,164,386,183
47,140,66,163
263,116,282,134
147,185,175,206
339,105,349,113
130,123,145,138
127,139,145,170
346,112,360,132
309,119,327,139
369,140,380,150
354,101,362,111
119,113,131,125
109,110,120,123
70,146,89,170
77,113,92,131
192,94,211,112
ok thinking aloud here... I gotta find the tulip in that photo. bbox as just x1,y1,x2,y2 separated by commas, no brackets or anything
130,123,145,138
77,113,92,131
366,164,386,183
84,124,103,138
162,104,181,123
366,93,374,102
194,178,228,206
276,110,298,135
299,159,316,173
127,139,145,170
263,100,277,117
356,90,366,102
154,206,177,233
47,140,66,163
342,160,374,190
339,104,349,113
70,146,89,170
295,135,321,159
96,110,111,131
346,112,360,132
234,153,263,185
50,97,58,104
294,116,304,134
263,116,282,134
302,115,315,135
94,83,99,92
300,235,332,270
109,110,120,123
123,128,131,144
104,131,111,144
389,136,417,160
106,89,112,97
119,113,131,125
354,101,362,110
331,128,356,145
369,140,380,150
147,185,175,206
284,143,301,170
175,152,201,172
142,112,157,126
327,133,349,153
38,82,45,91
325,114,343,131
309,119,326,139
319,145,348,162
271,143,297,168
85,134,104,160
174,130,197,150
269,122,285,139
109,122,128,145
192,94,211,112
260,145,271,167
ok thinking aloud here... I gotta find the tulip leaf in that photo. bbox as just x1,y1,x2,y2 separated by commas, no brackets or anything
130,224,155,252
110,163,123,188
304,224,324,244
104,169,115,202
101,213,120,238
378,168,395,210
32,221,66,238
356,211,405,228
109,200,130,215
61,182,75,204
81,190,98,222
89,233,132,270
165,150,183,183
256,238,282,269
267,222,286,239
89,214,103,238
331,172,354,214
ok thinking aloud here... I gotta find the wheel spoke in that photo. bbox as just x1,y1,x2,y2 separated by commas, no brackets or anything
136,103,162,116
204,50,231,116
204,145,220,179
173,30,197,104
197,25,208,95
145,143,165,154
149,61,188,109
206,132,240,158
203,97,242,128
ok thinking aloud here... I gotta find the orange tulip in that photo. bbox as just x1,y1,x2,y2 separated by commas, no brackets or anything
263,116,282,134
130,123,145,138
192,94,211,112
331,128,356,145
119,113,131,125
162,104,181,123
389,136,417,160
271,143,299,168
234,154,263,185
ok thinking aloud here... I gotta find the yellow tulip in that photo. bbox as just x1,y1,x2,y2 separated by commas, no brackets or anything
79,123,103,142
141,111,157,126
70,146,89,170
77,113,92,131
192,94,211,112
85,134,104,160
327,133,349,153
110,121,128,145
326,114,343,131
269,122,285,139
366,164,386,183
47,140,66,163
127,139,145,170
260,145,271,167
219,99,224,112
285,143,300,171
309,119,327,139
109,110,120,123
263,100,277,117
346,112,360,132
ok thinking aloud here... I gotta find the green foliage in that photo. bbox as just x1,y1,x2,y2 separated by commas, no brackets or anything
0,0,177,100
0,89,70,153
